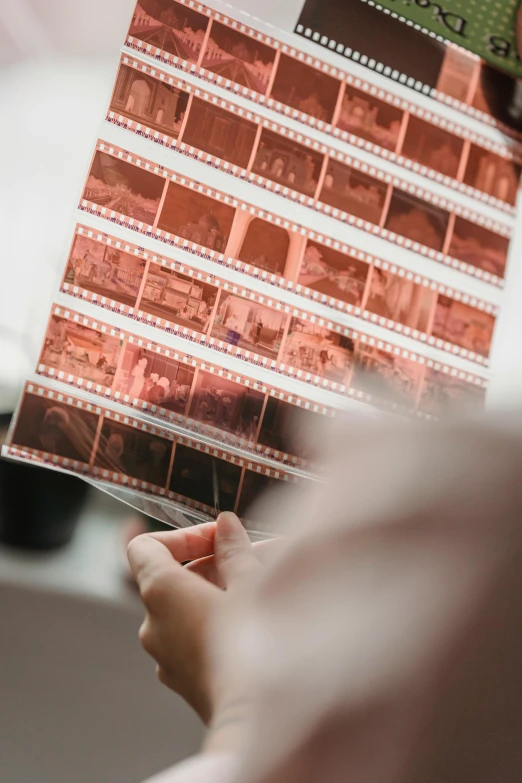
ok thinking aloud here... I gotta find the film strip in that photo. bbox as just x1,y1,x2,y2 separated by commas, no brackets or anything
68,213,498,369
6,382,303,527
80,139,511,291
104,68,517,238
67,222,500,350
38,304,338,470
110,52,520,217
57,229,490,418
125,0,522,153
295,0,522,139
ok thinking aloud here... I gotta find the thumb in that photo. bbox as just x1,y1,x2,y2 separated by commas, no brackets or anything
128,534,176,587
214,512,259,588
128,534,211,611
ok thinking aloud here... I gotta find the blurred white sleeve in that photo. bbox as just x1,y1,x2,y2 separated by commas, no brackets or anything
225,417,522,783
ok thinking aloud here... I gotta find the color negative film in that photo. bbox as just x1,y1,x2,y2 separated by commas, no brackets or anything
80,140,511,290
65,221,498,367
37,305,338,469
104,61,518,246
108,53,521,215
295,0,522,136
53,271,489,420
125,0,522,166
6,383,302,528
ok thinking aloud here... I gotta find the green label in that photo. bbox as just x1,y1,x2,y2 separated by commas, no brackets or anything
373,0,522,79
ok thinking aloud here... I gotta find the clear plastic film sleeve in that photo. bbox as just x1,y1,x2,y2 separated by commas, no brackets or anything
4,0,520,531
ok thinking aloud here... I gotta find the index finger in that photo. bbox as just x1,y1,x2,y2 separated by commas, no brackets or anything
145,521,218,563
185,537,283,587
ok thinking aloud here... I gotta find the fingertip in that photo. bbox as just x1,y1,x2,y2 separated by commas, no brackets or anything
141,522,218,563
216,511,244,537
127,531,156,550
127,533,173,577
127,534,152,582
126,532,149,560
215,512,257,586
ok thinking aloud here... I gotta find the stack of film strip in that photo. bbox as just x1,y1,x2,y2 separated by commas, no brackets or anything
3,0,520,534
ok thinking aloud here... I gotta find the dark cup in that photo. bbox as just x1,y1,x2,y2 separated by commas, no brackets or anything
0,413,91,550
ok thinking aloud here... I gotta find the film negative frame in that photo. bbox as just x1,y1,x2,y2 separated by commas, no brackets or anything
5,382,303,519
125,0,522,150
80,139,511,291
66,220,497,368
110,53,520,216
37,303,338,470
415,360,488,419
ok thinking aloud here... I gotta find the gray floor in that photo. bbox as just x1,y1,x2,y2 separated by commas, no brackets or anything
0,490,204,783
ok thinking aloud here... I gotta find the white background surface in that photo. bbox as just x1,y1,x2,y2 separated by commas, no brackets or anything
0,0,133,412
0,0,521,412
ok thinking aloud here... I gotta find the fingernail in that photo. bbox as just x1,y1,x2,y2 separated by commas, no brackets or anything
217,511,242,537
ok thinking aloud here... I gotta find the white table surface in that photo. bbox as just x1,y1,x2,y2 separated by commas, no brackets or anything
0,487,205,783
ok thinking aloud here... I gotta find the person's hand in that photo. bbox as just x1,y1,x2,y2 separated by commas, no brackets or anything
127,512,269,727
